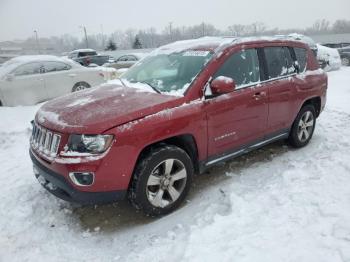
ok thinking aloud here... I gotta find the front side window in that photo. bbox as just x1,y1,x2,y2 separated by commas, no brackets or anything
213,49,260,88
121,50,213,95
13,63,42,76
118,56,128,62
264,47,296,79
294,47,307,72
44,61,71,73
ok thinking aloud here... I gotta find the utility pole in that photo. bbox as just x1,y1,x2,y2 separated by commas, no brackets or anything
169,22,173,41
202,22,205,37
80,26,89,48
100,24,105,49
34,30,40,54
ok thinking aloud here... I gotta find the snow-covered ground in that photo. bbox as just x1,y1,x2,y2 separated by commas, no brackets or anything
1,68,350,262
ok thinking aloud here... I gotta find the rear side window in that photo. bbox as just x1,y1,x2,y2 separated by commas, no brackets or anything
214,49,260,88
264,47,296,79
294,47,307,72
44,61,71,73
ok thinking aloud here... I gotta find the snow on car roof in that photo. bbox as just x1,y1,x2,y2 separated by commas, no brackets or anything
151,36,309,56
70,49,96,53
151,37,237,55
0,55,78,78
6,55,72,64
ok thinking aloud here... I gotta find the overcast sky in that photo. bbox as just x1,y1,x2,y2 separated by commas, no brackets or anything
0,0,349,41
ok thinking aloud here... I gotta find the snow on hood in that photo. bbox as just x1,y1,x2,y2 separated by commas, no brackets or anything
35,84,182,134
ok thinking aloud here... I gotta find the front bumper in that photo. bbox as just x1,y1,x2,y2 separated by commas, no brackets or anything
30,150,126,205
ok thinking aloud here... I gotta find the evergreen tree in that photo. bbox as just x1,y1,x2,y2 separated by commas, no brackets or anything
132,36,142,49
105,39,117,51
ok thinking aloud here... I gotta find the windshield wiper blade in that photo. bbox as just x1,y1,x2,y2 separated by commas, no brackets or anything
119,78,126,87
139,81,161,94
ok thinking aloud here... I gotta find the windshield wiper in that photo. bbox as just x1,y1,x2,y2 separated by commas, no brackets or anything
119,78,126,87
138,81,161,94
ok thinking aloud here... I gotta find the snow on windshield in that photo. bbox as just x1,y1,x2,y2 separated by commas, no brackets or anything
121,50,213,96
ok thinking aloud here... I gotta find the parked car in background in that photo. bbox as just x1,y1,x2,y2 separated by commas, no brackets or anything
74,55,113,67
320,43,350,66
67,49,114,67
104,53,147,70
316,44,342,71
68,49,97,59
322,43,350,49
0,54,18,67
0,55,116,106
30,37,327,216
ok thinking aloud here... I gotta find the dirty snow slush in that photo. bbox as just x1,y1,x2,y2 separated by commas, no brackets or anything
0,67,350,262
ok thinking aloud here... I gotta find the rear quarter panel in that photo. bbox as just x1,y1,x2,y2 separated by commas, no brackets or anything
72,68,105,87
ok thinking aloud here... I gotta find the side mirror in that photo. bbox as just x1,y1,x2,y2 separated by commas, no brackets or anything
5,74,14,81
210,76,236,95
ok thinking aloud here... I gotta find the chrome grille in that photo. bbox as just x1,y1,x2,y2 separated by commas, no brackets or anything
31,122,61,157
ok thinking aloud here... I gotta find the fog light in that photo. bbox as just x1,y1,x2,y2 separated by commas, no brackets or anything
69,172,94,186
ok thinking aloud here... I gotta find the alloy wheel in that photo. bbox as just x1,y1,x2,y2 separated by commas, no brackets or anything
146,159,187,208
297,111,314,142
74,85,87,91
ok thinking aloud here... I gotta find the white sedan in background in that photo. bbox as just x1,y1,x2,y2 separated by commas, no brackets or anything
317,44,342,72
0,55,117,106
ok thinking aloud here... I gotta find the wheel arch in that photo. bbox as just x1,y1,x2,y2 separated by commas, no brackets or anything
300,96,321,117
72,81,91,92
134,134,200,175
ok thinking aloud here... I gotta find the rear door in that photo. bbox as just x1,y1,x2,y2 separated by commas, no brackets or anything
205,48,269,159
42,61,74,99
262,46,297,134
2,62,47,105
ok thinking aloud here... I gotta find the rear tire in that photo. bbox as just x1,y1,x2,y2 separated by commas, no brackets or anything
128,145,193,216
288,105,316,148
342,57,350,66
72,82,90,92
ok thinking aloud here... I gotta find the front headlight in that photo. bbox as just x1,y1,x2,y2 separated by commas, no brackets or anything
68,134,114,154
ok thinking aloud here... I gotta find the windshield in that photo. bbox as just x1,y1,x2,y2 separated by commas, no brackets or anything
121,50,213,95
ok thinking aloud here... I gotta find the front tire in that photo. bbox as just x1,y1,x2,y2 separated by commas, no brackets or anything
128,145,193,216
72,82,90,92
288,105,316,148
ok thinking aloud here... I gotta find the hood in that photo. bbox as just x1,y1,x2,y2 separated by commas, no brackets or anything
36,84,182,134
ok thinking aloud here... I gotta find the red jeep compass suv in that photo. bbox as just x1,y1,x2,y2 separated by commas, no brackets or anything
30,37,327,216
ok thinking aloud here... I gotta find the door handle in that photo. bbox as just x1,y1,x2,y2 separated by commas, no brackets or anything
68,73,77,77
252,91,266,100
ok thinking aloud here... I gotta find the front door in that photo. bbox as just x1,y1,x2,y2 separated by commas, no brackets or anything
205,48,268,159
